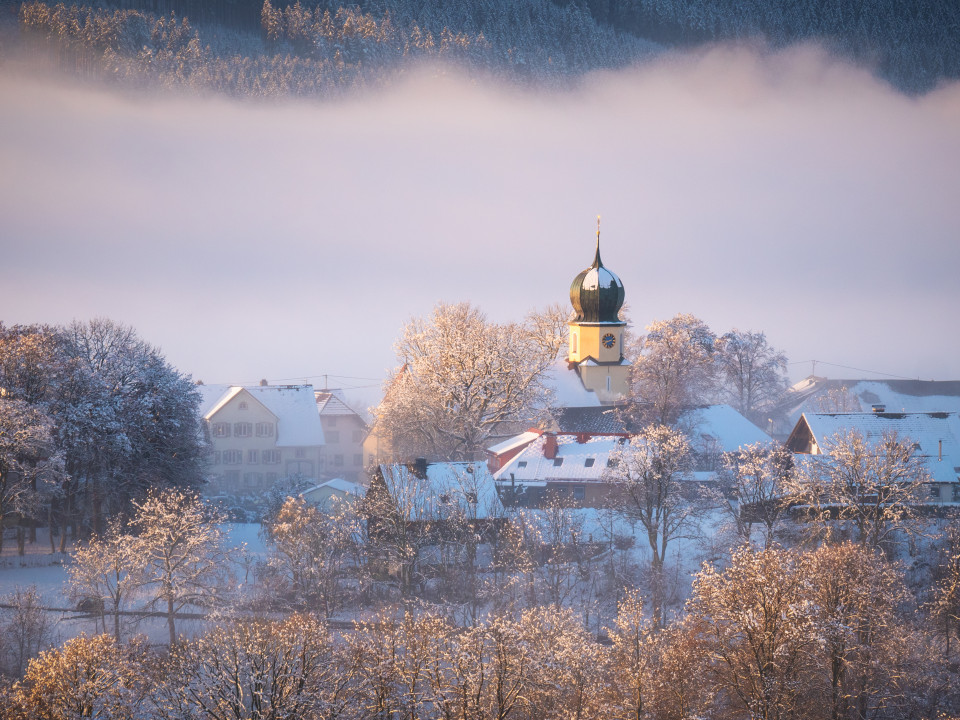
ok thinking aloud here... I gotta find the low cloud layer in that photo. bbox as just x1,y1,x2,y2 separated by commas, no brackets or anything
2,44,959,399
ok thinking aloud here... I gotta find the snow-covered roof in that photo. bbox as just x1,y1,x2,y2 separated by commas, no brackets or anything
379,461,503,521
487,430,543,456
494,434,620,485
318,477,365,495
791,411,960,484
200,384,325,447
542,358,601,408
681,404,771,452
777,377,960,432
195,383,234,417
315,390,363,417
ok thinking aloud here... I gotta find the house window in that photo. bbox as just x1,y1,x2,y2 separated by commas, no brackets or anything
234,422,252,438
225,470,240,484
224,450,242,465
584,458,595,467
247,450,258,464
606,376,611,392
368,454,375,465
327,431,340,443
211,451,221,465
262,450,281,465
318,456,326,468
953,484,960,501
353,430,363,442
243,472,263,487
553,458,563,467
573,486,586,501
930,485,941,498
327,416,337,427
212,423,230,438
256,422,274,437
572,332,578,354
354,454,363,466
239,402,248,410
266,472,278,484
334,454,343,467
295,448,306,459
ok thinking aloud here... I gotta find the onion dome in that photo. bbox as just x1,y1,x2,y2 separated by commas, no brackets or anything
569,231,625,323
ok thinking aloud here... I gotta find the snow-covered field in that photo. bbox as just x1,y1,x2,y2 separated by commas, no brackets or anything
0,524,269,645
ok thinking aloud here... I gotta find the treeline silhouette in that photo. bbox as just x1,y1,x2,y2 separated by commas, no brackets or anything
6,0,959,95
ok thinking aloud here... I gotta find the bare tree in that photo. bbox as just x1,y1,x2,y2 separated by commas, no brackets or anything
930,520,960,657
372,302,552,461
628,314,716,425
522,303,570,362
714,330,788,425
0,586,53,679
0,399,57,555
262,496,361,618
127,489,229,646
789,430,930,549
689,545,819,720
154,614,351,720
9,633,149,720
67,520,137,642
712,441,794,548
606,425,694,626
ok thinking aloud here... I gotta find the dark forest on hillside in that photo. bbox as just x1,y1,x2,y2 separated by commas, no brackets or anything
1,0,957,96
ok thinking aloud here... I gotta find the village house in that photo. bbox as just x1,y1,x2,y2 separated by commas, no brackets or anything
315,389,369,484
785,410,960,503
197,383,325,495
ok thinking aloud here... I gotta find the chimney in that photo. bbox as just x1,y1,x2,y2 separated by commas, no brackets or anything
543,433,558,460
413,457,428,478
871,404,886,413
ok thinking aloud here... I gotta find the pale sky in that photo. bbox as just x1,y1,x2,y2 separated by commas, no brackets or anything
2,43,959,412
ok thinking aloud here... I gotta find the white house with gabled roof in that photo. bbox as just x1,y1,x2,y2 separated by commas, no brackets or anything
197,383,325,495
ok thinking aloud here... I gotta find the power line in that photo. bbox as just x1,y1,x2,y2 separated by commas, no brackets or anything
788,360,918,381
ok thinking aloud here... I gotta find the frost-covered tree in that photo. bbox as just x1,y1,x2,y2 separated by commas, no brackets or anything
262,496,361,618
522,302,570,363
154,615,348,720
805,542,910,720
67,520,137,642
714,329,788,425
0,399,58,554
689,545,819,720
372,302,552,462
712,441,794,547
790,429,930,549
605,425,694,626
57,319,206,536
930,521,960,657
9,633,149,720
127,489,229,645
628,314,717,426
0,586,53,679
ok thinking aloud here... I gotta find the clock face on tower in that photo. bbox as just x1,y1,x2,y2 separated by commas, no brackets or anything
602,333,616,349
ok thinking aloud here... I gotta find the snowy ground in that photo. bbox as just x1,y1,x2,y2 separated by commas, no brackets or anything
0,524,270,646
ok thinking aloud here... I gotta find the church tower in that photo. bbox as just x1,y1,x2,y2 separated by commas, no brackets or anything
567,221,630,401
